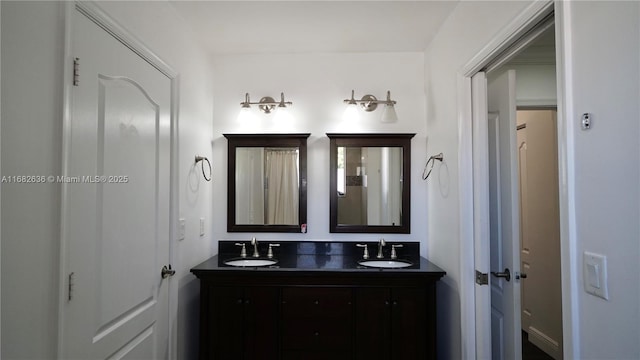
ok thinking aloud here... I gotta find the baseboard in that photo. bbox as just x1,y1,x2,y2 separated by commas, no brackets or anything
528,326,561,360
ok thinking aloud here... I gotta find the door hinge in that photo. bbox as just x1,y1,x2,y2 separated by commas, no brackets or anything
73,57,80,86
475,270,489,285
68,272,75,301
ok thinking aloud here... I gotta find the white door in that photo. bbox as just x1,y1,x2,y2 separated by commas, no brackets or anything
471,71,492,360
517,123,530,332
487,70,522,360
61,7,172,359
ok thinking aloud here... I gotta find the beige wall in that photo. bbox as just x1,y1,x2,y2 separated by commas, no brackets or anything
517,110,563,359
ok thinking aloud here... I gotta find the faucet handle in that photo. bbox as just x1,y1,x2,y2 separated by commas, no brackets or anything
267,243,280,259
356,244,369,259
390,244,404,259
235,243,247,258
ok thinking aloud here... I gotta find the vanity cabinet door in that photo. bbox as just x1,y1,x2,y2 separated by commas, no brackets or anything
203,286,279,360
281,287,353,359
355,287,431,360
354,288,392,360
243,287,280,360
390,287,428,360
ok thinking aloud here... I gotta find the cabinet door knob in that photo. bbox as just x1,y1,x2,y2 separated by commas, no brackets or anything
314,300,319,305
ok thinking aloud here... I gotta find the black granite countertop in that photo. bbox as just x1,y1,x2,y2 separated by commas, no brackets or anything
191,241,446,277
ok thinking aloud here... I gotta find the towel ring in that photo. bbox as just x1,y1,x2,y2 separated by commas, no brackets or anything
195,155,212,182
422,153,444,180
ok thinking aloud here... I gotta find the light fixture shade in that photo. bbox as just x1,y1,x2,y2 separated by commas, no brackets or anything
274,106,294,124
237,107,256,124
342,103,360,122
381,104,398,123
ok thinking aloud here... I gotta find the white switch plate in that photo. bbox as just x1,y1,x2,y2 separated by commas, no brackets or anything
583,251,609,300
199,218,205,236
178,218,186,241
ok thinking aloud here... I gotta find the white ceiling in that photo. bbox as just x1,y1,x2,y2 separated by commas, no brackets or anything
169,1,459,55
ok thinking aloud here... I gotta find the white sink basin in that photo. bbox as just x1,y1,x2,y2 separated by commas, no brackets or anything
224,258,278,267
358,259,413,269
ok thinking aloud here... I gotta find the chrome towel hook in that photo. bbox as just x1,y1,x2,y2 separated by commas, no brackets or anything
422,153,443,180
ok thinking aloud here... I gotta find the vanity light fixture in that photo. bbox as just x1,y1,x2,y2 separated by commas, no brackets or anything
274,93,294,123
239,92,292,114
342,90,398,123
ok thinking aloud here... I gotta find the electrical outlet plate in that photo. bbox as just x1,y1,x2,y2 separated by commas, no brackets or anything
178,218,186,241
583,251,609,300
199,218,205,236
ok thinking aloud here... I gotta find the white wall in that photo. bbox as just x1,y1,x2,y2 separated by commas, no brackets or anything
422,1,535,358
559,1,640,358
491,64,557,107
512,65,557,107
1,1,214,359
425,0,640,358
210,53,428,247
1,2,64,357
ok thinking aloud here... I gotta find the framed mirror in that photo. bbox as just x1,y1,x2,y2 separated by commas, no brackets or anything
327,133,415,233
224,133,309,232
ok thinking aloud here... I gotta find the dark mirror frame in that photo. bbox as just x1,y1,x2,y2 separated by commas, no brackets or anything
224,133,310,233
327,133,415,234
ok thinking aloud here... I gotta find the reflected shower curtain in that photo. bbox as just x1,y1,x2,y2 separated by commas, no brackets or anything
235,148,265,224
265,149,299,225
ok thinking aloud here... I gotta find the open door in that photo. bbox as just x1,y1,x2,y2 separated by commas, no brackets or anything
487,69,523,360
472,71,492,360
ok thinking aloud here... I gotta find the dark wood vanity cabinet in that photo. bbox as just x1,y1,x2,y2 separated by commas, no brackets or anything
192,242,445,359
200,285,279,360
197,279,439,360
281,287,353,360
355,287,433,360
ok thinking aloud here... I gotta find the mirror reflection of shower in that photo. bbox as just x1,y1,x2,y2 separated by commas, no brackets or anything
337,146,403,226
235,147,299,225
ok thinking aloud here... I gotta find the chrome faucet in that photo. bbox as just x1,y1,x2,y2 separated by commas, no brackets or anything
377,238,386,259
251,237,260,257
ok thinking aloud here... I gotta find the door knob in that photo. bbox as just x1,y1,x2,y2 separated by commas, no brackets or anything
161,265,176,279
491,268,511,281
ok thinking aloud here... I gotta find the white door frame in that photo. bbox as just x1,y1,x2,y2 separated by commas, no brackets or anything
58,2,180,358
457,1,580,359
